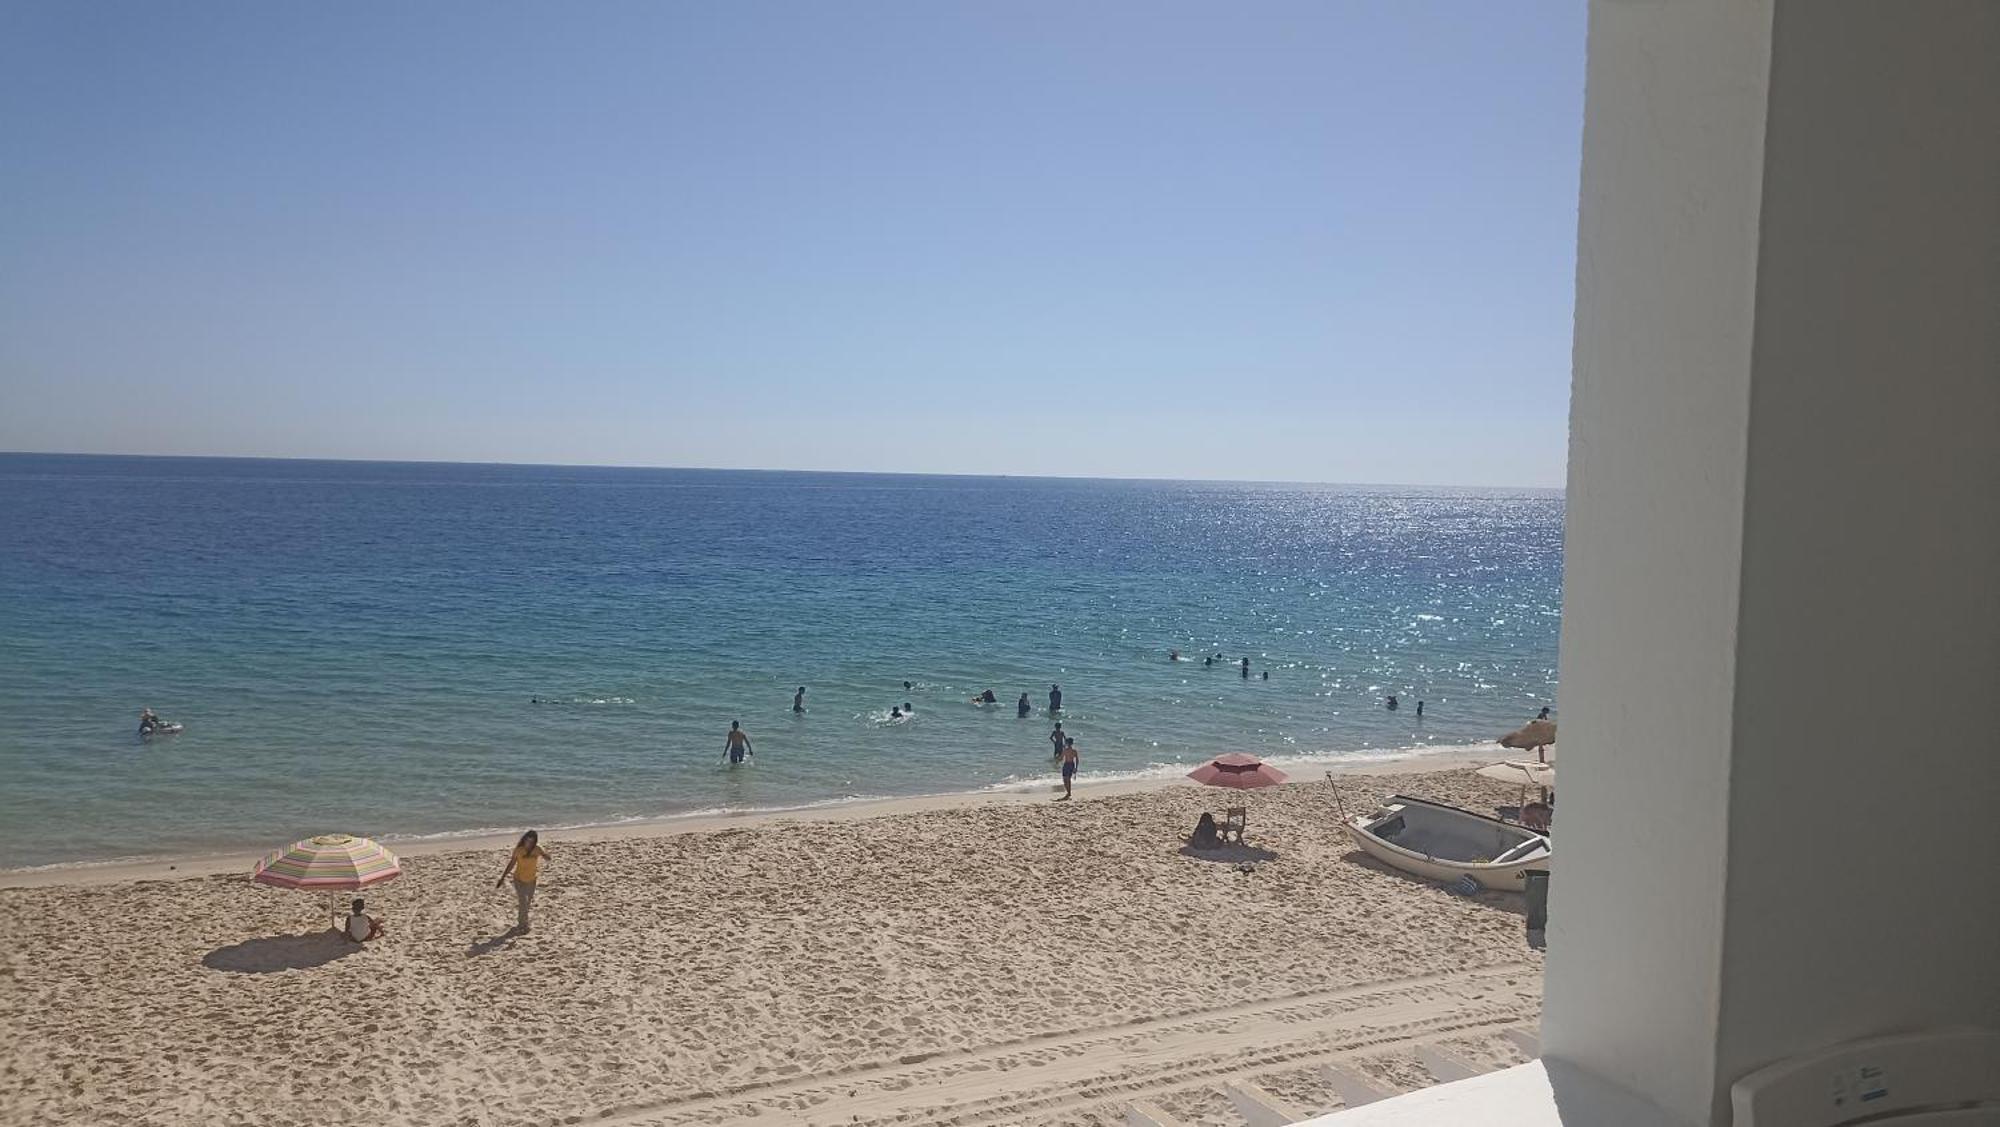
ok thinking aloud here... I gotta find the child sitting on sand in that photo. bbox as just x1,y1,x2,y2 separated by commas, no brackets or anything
343,898,383,943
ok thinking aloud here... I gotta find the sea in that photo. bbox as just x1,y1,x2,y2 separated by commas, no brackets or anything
0,454,1563,870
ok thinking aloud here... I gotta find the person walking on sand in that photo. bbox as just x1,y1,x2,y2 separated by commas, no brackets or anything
1049,721,1067,760
496,830,548,933
723,720,754,765
1058,737,1080,800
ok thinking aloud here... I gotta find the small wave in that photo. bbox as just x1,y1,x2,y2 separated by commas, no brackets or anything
1,851,180,875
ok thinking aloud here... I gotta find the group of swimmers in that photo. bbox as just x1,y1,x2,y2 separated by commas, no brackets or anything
1169,650,1270,681
967,683,1063,716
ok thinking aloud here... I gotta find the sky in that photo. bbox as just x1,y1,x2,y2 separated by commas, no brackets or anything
0,2,1585,487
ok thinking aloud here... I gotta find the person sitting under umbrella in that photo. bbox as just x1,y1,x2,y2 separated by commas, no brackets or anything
343,898,383,943
1188,811,1223,850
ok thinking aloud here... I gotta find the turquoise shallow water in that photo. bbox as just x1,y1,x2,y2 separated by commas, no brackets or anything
0,455,1562,868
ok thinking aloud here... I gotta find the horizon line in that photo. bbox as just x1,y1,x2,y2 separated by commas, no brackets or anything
0,448,1567,494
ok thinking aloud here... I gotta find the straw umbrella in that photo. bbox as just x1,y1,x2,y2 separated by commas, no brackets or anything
253,833,403,929
1499,718,1558,762
1187,753,1289,840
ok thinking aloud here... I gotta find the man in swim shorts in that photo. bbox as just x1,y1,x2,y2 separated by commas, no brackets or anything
723,720,754,764
1058,737,1079,800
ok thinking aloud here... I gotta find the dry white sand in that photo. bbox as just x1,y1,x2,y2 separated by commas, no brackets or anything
0,759,1544,1126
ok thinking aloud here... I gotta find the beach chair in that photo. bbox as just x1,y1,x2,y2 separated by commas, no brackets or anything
1220,806,1247,844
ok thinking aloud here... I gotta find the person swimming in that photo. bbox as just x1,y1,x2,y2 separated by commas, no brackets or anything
1169,649,1180,662
972,689,998,704
722,720,754,765
1204,656,1213,667
1537,706,1552,720
905,681,914,691
890,706,903,720
902,702,913,712
1386,694,1399,711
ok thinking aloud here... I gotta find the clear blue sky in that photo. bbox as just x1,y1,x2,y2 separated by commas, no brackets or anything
0,2,1584,486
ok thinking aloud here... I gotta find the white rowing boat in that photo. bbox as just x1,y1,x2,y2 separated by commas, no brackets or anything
1345,794,1550,892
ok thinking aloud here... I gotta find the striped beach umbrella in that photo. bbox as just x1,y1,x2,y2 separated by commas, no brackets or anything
253,833,402,891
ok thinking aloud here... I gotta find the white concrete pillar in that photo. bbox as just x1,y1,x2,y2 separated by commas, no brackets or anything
1546,1,1999,1124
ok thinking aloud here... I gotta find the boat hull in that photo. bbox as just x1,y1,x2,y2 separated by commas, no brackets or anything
1345,796,1550,893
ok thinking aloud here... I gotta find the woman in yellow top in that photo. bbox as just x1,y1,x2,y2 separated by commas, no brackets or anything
496,830,548,933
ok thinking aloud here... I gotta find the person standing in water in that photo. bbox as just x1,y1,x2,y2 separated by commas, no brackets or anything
1537,706,1552,720
1386,694,1399,711
1017,693,1032,717
1048,684,1063,713
1058,737,1080,800
1240,657,1250,678
793,687,806,713
495,830,549,933
1416,700,1425,719
1049,722,1066,760
722,721,754,765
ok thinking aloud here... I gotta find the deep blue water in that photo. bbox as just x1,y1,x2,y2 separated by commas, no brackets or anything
0,454,1562,867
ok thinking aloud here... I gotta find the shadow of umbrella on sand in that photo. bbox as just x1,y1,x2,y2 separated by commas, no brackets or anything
203,931,359,974
252,833,403,930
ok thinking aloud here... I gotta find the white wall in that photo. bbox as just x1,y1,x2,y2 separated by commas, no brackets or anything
1543,0,1776,1116
1716,0,2000,1116
1547,1,2000,1124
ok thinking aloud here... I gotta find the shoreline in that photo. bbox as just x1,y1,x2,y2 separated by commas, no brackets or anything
0,744,1504,889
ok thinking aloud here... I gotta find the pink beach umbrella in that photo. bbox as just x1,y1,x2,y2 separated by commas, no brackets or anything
1186,753,1290,789
253,833,403,928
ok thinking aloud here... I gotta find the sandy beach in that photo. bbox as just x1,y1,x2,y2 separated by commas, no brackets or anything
0,758,1543,1126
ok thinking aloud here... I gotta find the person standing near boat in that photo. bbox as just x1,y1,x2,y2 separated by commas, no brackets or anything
496,830,549,933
